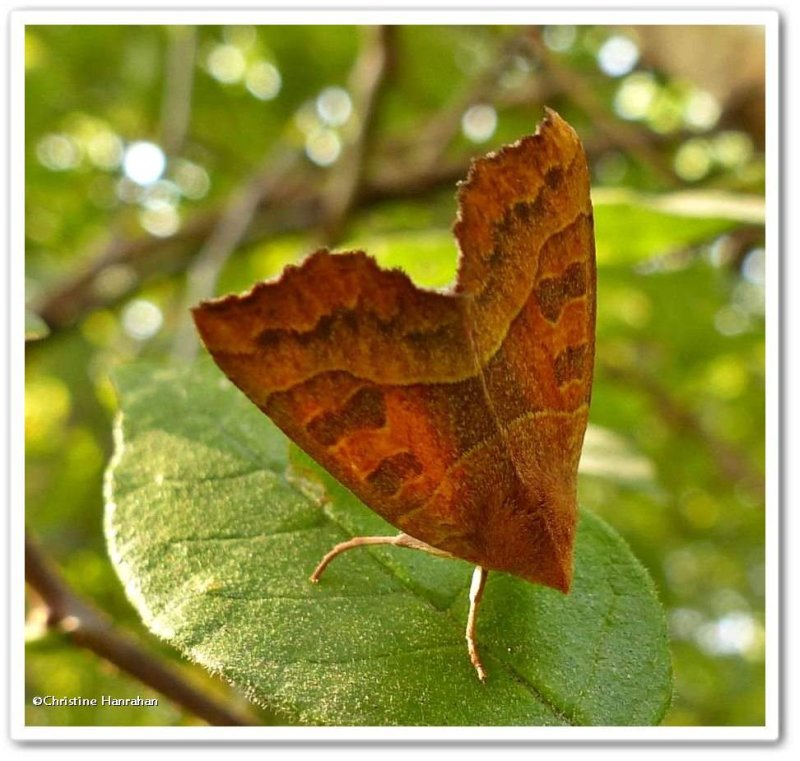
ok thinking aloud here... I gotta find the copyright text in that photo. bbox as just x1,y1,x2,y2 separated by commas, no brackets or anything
31,695,158,707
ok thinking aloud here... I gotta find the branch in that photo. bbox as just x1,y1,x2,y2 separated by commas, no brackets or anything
25,531,260,726
29,159,456,336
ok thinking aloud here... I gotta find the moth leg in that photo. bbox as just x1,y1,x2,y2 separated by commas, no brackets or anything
466,566,488,682
310,532,453,582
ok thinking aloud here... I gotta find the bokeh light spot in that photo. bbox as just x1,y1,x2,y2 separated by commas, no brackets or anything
121,299,163,340
712,131,754,169
207,43,246,84
305,129,341,167
36,134,82,171
222,25,257,50
138,204,180,237
123,141,166,186
597,35,639,77
25,375,71,448
674,138,712,181
696,612,762,658
680,489,721,529
742,247,765,286
714,305,750,336
684,89,721,131
86,130,124,170
141,179,181,211
669,608,704,641
80,309,118,347
499,55,533,89
316,87,352,127
543,26,576,52
246,60,282,100
614,72,657,120
647,91,685,134
664,548,700,592
732,279,764,316
116,176,144,204
461,104,497,143
294,100,320,135
25,32,45,70
173,159,211,200
93,264,137,300
705,355,749,400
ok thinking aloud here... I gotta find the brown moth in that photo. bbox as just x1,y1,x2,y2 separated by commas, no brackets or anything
192,109,596,680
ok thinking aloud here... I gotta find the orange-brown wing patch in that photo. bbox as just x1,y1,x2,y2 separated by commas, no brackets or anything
445,110,595,588
193,109,596,591
194,252,494,550
193,250,475,396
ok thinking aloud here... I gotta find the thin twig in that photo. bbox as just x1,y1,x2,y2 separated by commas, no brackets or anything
320,25,395,246
25,531,260,726
169,146,301,361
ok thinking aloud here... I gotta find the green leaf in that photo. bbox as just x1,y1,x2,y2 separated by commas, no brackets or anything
105,360,672,726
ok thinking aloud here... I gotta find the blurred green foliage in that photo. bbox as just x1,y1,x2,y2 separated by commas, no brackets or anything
25,24,766,727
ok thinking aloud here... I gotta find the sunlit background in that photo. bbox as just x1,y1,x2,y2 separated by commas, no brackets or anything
25,24,766,726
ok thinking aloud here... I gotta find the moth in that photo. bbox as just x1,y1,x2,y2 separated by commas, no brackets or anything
193,109,596,681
